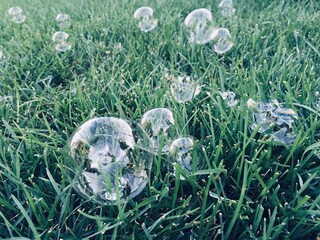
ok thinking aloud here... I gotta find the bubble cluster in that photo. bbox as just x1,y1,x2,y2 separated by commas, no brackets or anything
56,13,70,28
69,117,150,204
134,7,158,32
141,108,174,153
52,31,71,52
169,74,201,103
219,0,236,17
184,8,215,45
8,6,26,24
220,91,238,106
212,28,234,54
247,99,298,145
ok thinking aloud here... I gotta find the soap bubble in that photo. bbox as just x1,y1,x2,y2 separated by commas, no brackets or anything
247,99,298,145
220,91,238,106
134,7,158,32
8,6,26,24
141,108,174,153
52,31,71,52
69,117,151,204
211,28,234,54
219,0,236,17
170,75,201,103
56,13,70,28
184,8,215,45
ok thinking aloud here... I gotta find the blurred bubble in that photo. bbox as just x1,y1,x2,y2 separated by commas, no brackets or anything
69,117,151,204
247,99,298,145
211,28,234,54
170,75,201,103
141,108,174,153
134,7,158,32
219,0,236,17
52,31,71,52
184,8,215,45
8,6,26,24
220,91,238,106
56,13,70,28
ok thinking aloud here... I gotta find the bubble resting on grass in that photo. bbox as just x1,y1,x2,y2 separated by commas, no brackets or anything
184,8,215,45
219,0,236,17
247,98,298,145
56,13,70,28
220,91,238,106
69,117,150,204
8,6,26,24
52,31,71,52
170,75,201,103
141,108,174,153
212,28,234,54
134,6,158,32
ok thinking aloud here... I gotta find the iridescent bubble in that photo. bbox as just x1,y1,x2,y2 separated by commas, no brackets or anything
56,13,70,28
52,31,71,52
184,8,215,45
220,91,238,106
141,108,174,153
134,7,158,32
211,28,234,54
170,75,201,103
219,0,236,17
8,6,26,24
69,117,150,204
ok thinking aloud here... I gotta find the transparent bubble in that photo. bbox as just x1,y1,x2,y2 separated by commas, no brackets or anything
220,91,238,106
56,13,70,28
134,7,158,32
247,99,298,145
219,0,236,17
170,75,201,103
141,108,174,153
69,117,151,204
184,8,215,45
8,7,26,24
52,31,71,52
211,28,234,54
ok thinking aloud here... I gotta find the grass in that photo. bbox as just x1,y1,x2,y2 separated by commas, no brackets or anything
0,0,319,239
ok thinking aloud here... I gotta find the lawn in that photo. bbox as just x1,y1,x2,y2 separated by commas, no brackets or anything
0,0,319,239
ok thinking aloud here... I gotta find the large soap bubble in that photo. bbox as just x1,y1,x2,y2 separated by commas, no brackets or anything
52,31,71,52
219,0,236,17
169,75,201,103
8,6,26,24
184,8,215,45
69,117,151,204
56,13,70,28
211,28,234,54
247,99,298,145
134,7,158,32
141,108,174,153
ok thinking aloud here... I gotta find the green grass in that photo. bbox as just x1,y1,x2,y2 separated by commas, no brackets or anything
0,0,319,239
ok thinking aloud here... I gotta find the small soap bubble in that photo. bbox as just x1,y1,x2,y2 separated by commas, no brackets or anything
211,28,234,54
52,31,71,52
219,0,236,17
69,117,151,204
170,75,201,103
134,7,158,32
56,13,70,28
184,8,215,45
8,6,26,24
220,91,238,106
141,108,174,153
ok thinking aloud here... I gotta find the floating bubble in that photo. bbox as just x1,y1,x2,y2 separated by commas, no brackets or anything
220,91,238,106
141,108,174,153
219,0,236,17
170,75,201,103
56,13,70,28
52,31,71,52
134,7,158,32
211,28,234,54
69,117,151,204
8,6,26,24
184,8,215,45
